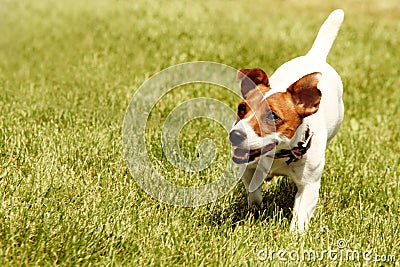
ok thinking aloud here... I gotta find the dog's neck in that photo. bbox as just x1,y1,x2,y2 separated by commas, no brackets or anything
290,122,310,147
275,122,312,165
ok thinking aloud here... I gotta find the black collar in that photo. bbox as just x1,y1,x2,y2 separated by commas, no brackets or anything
274,127,313,165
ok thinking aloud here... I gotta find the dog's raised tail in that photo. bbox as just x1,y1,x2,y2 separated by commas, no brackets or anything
306,9,344,61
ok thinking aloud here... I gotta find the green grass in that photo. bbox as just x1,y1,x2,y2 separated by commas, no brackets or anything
1,0,399,265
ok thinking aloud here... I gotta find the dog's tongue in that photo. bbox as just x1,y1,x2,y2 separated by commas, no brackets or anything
261,143,276,154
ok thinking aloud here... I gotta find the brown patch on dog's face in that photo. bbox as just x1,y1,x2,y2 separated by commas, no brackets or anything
253,92,303,138
236,72,322,139
235,68,271,123
235,83,268,123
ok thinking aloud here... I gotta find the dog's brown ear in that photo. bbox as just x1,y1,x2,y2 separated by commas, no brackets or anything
287,72,322,118
237,68,269,98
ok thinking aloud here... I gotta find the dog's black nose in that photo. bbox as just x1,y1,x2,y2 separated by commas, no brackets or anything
229,130,246,146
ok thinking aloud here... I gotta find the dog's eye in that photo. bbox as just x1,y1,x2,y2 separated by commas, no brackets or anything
238,103,247,118
266,111,280,121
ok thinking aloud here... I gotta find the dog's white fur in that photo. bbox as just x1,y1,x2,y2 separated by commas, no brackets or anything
231,10,344,231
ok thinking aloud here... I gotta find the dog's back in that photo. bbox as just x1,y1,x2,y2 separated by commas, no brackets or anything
269,9,345,141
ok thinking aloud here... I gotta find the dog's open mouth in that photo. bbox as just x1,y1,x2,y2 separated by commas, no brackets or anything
232,142,278,164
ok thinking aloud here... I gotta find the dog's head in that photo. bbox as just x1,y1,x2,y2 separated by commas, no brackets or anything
229,68,322,165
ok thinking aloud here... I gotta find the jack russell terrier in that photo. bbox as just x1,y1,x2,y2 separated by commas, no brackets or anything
229,10,344,231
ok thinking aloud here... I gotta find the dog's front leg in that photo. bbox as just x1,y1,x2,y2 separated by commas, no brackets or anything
290,153,326,232
290,181,321,232
241,167,265,209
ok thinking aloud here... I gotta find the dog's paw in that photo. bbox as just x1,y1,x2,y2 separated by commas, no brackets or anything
289,218,308,233
248,201,264,211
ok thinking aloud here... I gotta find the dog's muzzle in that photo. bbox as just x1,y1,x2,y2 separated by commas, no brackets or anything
229,130,246,146
229,129,278,164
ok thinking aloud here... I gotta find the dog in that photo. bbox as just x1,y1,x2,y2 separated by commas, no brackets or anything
229,9,344,231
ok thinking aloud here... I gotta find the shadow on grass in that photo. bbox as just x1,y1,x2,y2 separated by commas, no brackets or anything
208,177,296,228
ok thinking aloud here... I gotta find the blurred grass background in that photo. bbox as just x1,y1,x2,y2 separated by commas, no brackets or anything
0,0,399,265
